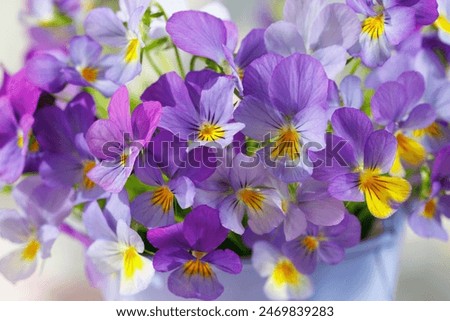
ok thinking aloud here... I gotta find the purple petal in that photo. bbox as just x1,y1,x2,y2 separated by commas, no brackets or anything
86,120,124,160
328,173,364,202
408,208,448,241
384,7,415,46
331,108,373,162
242,53,283,104
283,206,307,241
168,265,224,300
167,11,227,64
66,92,96,135
269,54,328,116
264,21,306,57
108,86,132,134
359,32,391,68
317,241,345,265
203,249,242,274
340,75,363,109
363,130,397,172
372,81,408,125
131,101,162,144
39,153,82,187
26,53,67,93
141,72,194,110
183,205,229,252
234,28,267,68
282,239,318,274
400,103,436,130
7,69,41,117
323,213,361,248
438,195,450,219
169,176,195,209
396,71,425,109
0,140,25,184
131,191,175,228
300,197,345,227
223,20,238,52
199,76,235,125
147,222,187,250
153,248,192,272
185,70,222,106
84,8,127,47
69,36,102,66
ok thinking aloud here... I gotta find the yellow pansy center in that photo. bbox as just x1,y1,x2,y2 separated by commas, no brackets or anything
362,15,385,39
359,168,411,218
22,239,41,261
198,122,225,142
435,15,450,34
151,186,174,213
125,38,140,63
302,236,320,252
272,125,301,161
413,123,444,139
82,161,96,190
120,152,129,166
272,259,301,286
237,188,265,212
396,133,426,166
422,199,437,219
123,246,144,279
81,66,99,83
183,259,213,278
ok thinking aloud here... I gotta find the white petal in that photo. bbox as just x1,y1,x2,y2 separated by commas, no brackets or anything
116,220,144,252
0,248,38,284
119,255,155,296
87,240,123,274
264,271,313,300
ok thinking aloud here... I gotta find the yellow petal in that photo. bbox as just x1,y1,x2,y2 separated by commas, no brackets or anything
123,247,144,279
389,149,405,177
396,133,426,166
360,171,411,219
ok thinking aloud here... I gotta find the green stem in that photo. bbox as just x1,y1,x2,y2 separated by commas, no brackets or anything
145,50,163,76
349,58,361,75
154,2,186,77
190,56,198,71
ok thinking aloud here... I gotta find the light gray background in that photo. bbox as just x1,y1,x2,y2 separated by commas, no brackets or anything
0,0,449,300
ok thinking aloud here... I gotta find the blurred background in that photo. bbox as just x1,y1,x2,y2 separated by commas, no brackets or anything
1,0,450,300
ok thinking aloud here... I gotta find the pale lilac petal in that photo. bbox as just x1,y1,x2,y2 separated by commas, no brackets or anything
264,21,306,57
169,176,195,209
84,8,128,47
0,249,38,284
384,7,415,46
317,241,345,265
311,45,347,79
340,75,363,109
82,201,116,241
131,192,175,228
0,210,30,244
282,239,318,274
283,206,307,241
300,198,345,227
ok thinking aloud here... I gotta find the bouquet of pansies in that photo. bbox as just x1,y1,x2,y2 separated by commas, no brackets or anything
1,0,450,301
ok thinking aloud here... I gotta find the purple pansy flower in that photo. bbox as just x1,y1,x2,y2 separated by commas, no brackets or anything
86,86,162,193
147,205,242,300
347,0,438,67
26,36,119,96
0,176,74,283
84,191,155,296
252,241,313,300
196,153,285,235
312,108,411,219
34,92,108,203
0,69,41,184
84,0,150,84
274,179,347,241
141,71,245,148
282,213,361,274
131,130,215,228
328,75,364,115
371,71,436,176
234,53,328,183
264,0,360,79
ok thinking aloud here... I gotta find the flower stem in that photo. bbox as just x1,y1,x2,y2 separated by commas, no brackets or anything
60,222,92,248
145,50,163,76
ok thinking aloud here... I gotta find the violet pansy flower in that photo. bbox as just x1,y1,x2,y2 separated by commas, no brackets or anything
141,71,244,148
196,153,285,235
347,0,438,67
147,205,242,300
234,53,328,183
313,108,411,219
26,36,119,96
371,71,436,176
86,86,162,193
282,213,361,275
